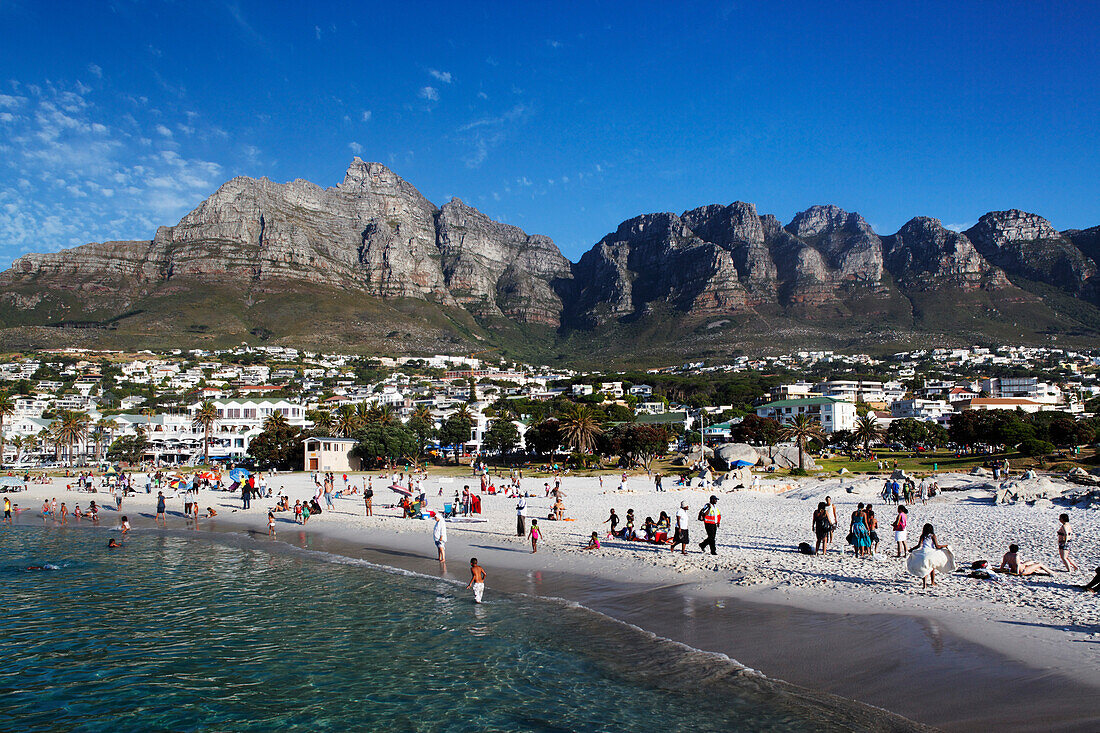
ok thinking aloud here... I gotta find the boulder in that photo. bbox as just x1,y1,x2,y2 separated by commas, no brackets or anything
969,467,994,478
714,443,760,470
766,446,818,471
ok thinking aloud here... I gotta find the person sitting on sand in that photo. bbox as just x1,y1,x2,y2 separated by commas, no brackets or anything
998,544,1053,577
656,511,670,534
584,531,601,550
1081,567,1100,592
206,507,218,518
642,516,657,542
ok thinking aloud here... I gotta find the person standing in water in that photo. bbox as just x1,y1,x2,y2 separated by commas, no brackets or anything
155,492,167,526
3,496,11,524
466,558,486,603
433,512,447,563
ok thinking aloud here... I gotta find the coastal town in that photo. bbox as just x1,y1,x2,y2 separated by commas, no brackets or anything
0,344,1096,470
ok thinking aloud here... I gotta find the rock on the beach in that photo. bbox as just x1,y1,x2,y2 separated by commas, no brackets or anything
994,476,1068,505
969,467,994,478
764,446,817,470
714,443,761,469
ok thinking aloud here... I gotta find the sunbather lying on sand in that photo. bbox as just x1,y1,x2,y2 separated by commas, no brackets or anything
998,544,1053,576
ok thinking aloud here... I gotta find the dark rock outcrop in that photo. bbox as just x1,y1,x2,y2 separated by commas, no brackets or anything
965,211,1097,301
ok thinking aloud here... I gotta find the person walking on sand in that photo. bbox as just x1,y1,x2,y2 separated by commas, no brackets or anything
605,508,620,538
698,495,720,556
364,484,373,517
466,558,486,603
241,481,251,511
1057,514,1079,572
434,512,447,563
156,491,167,526
824,496,838,552
892,505,909,557
529,518,542,553
516,495,527,537
671,501,690,554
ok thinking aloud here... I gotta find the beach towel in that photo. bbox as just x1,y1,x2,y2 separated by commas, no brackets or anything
907,545,955,579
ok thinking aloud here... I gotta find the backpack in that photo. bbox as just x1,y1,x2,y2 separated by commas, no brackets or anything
798,542,815,555
365,488,373,498
698,504,709,522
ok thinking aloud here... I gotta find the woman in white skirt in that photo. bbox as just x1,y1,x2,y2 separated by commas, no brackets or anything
907,523,954,588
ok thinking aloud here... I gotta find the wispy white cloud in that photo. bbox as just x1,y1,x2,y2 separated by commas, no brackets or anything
348,141,363,154
314,25,322,40
87,64,103,79
456,104,532,168
944,221,975,233
0,81,223,267
419,86,439,101
361,109,372,122
428,69,452,84
154,123,173,137
546,39,562,48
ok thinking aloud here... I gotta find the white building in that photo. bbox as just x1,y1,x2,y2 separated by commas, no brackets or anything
754,397,857,433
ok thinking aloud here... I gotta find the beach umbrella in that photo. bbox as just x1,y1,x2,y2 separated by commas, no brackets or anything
229,468,250,483
731,459,755,468
104,466,119,477
0,476,25,488
389,484,413,497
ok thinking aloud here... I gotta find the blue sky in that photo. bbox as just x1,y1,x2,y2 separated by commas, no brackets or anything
1,1,1098,269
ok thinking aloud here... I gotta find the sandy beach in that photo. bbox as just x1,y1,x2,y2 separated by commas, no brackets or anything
8,469,1100,731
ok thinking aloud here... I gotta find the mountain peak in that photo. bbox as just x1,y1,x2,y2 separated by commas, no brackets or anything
340,157,401,190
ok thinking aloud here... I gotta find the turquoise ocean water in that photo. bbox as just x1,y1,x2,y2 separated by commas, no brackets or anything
0,524,907,731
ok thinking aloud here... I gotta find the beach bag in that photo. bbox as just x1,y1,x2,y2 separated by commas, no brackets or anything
798,542,814,555
698,505,709,522
846,532,856,545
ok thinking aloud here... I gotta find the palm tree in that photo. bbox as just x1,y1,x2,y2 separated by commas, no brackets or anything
779,413,826,471
36,428,54,462
333,404,361,437
192,401,219,465
0,393,14,468
853,414,884,452
307,409,333,436
93,418,115,462
15,434,35,464
263,411,289,432
558,404,603,454
53,411,91,467
376,404,396,426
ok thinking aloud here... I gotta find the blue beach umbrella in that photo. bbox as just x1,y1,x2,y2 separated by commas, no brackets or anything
229,468,250,483
731,459,756,467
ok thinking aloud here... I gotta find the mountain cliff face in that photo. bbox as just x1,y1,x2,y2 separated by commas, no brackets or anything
2,159,1098,357
965,210,1098,303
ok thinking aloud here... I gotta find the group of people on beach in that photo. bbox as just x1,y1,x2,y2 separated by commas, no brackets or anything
806,489,1090,589
596,496,722,556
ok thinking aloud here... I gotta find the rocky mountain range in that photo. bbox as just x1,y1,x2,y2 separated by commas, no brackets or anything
1,159,1097,363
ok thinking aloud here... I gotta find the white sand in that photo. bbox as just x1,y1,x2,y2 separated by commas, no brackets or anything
10,468,1099,687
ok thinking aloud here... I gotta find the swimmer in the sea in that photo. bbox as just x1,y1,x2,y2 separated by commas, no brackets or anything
107,538,120,548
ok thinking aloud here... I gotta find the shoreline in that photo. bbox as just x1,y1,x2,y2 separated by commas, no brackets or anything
8,471,1100,731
